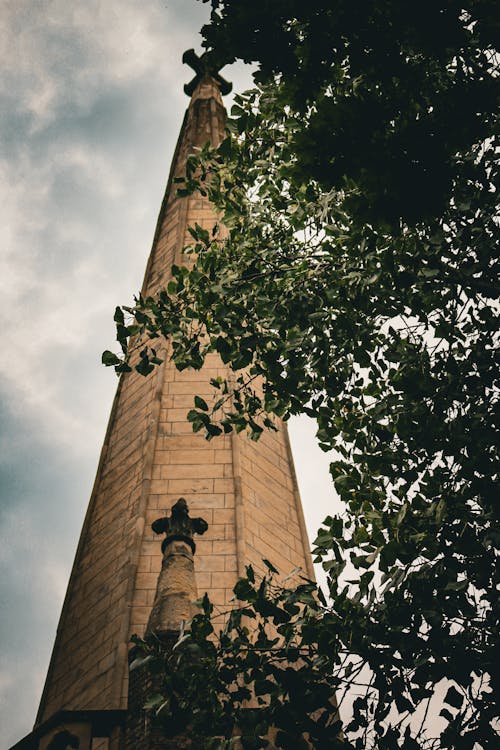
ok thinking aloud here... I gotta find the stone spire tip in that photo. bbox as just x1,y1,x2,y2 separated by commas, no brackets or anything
183,48,232,97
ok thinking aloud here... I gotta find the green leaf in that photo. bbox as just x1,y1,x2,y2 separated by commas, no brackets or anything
201,592,213,616
129,654,154,671
102,350,121,366
113,306,124,325
444,685,464,709
233,578,256,601
143,693,164,710
439,707,454,722
206,423,222,437
218,137,233,158
194,395,209,411
136,354,154,376
262,559,279,574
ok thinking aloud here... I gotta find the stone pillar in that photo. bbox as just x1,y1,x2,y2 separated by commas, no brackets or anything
124,498,208,749
146,498,207,637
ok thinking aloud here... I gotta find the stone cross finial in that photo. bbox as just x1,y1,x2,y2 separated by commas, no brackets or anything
152,497,208,554
183,48,232,96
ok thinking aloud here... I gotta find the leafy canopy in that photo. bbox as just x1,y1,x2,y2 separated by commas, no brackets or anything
105,1,499,747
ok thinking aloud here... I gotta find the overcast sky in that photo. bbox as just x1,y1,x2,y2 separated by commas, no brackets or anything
0,2,338,746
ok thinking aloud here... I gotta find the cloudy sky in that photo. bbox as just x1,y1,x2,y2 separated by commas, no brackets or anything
0,2,338,745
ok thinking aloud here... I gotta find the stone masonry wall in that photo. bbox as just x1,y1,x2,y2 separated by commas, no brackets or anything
37,77,313,727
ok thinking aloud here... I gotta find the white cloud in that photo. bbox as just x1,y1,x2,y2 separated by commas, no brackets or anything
0,672,14,707
0,0,201,131
0,154,111,448
0,0,198,452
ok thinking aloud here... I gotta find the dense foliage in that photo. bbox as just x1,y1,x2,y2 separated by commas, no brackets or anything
105,1,499,747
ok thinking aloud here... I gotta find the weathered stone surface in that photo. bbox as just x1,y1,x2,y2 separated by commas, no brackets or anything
146,499,206,636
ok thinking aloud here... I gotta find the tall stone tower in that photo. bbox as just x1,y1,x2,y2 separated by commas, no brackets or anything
11,55,314,750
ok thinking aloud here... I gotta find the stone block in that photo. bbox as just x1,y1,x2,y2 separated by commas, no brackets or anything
168,477,214,494
196,555,226,572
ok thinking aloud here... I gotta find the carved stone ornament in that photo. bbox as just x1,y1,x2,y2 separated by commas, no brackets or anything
152,497,208,553
183,48,233,96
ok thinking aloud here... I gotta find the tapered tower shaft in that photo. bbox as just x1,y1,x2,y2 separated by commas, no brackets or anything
12,66,314,750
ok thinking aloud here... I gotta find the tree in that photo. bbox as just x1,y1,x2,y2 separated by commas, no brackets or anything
104,2,499,747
